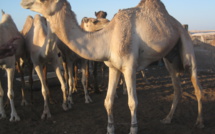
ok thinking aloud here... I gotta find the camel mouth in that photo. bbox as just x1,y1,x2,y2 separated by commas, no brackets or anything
20,0,34,9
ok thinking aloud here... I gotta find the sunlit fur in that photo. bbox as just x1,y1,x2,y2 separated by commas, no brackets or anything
21,0,204,133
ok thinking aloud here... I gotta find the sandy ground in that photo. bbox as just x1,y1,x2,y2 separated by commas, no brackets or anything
1,65,215,134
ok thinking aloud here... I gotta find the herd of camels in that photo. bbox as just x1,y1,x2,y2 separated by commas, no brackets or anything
0,0,205,133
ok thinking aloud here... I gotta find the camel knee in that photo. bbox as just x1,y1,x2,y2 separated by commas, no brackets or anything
104,98,113,113
7,90,14,100
195,89,203,100
41,88,48,100
128,99,138,111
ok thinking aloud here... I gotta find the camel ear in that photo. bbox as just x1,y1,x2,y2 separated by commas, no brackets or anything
95,12,97,16
82,17,89,23
1,10,5,15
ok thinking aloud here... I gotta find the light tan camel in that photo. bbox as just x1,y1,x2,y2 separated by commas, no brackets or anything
81,14,149,95
21,0,204,133
21,14,68,119
0,10,27,121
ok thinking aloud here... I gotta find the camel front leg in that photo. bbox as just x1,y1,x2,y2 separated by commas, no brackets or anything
67,61,74,108
105,67,120,134
16,61,28,106
0,81,6,119
53,59,68,111
161,58,182,124
123,69,138,134
34,65,51,119
81,60,92,103
6,68,20,121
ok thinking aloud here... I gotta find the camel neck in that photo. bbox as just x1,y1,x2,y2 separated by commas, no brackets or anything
47,3,111,61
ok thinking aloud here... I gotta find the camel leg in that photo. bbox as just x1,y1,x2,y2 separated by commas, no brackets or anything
62,61,69,90
73,63,78,92
34,65,51,119
0,81,6,119
123,68,138,134
53,59,68,111
81,60,92,103
141,70,149,84
67,61,74,107
190,60,204,128
28,62,34,104
6,67,20,121
42,66,55,104
160,58,182,124
16,62,28,106
105,67,120,134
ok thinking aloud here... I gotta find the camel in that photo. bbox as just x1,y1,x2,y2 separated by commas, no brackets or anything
80,14,110,92
21,0,204,133
0,10,28,121
81,13,149,95
21,14,68,119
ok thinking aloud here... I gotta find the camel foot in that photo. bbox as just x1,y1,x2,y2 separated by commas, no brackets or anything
9,112,20,122
62,103,69,111
160,117,171,124
21,99,28,106
67,96,74,104
67,103,72,109
129,124,138,134
107,123,115,134
85,95,93,103
195,121,204,128
41,110,51,120
0,112,6,119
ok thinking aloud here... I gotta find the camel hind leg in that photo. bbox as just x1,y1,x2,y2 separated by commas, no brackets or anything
190,59,204,128
161,56,203,128
16,61,28,106
160,58,183,124
34,65,51,119
81,60,92,103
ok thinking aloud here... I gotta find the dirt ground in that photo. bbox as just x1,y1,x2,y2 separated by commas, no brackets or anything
1,64,215,134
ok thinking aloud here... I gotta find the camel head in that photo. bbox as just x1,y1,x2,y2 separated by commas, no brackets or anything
21,0,65,17
80,17,99,32
95,11,107,19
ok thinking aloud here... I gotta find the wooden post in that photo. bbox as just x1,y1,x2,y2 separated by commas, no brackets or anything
183,24,189,31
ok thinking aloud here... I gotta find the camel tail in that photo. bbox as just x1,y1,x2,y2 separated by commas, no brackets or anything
164,28,197,72
179,28,198,72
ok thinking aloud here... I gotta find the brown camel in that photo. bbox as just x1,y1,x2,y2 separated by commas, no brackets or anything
95,10,107,19
21,0,204,133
